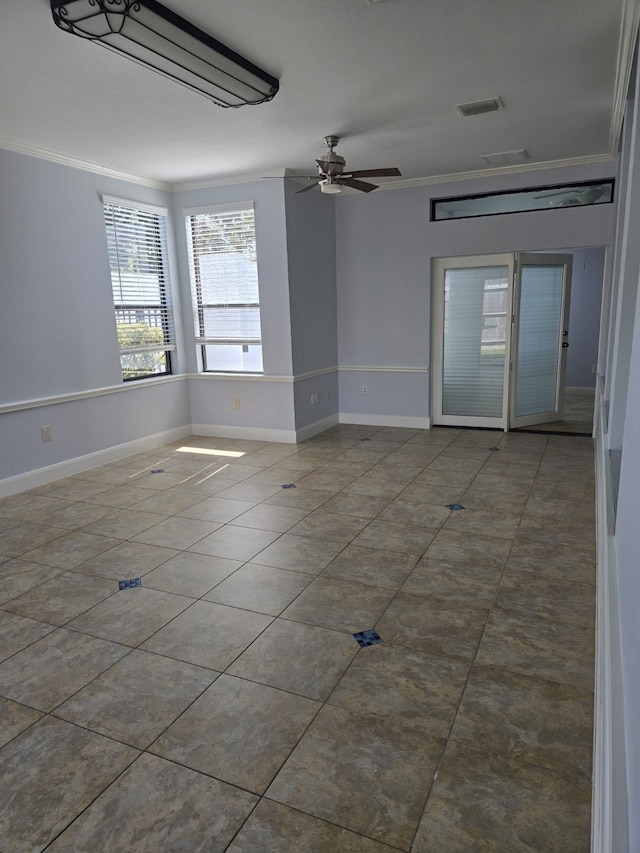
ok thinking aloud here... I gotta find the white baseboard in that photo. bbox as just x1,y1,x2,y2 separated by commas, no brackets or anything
339,413,431,429
191,423,298,444
295,414,340,442
0,426,192,498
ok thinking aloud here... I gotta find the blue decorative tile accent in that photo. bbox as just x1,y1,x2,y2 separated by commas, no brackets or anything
488,447,501,452
446,503,465,511
281,483,296,489
151,468,165,474
119,577,142,590
359,437,371,442
353,629,383,648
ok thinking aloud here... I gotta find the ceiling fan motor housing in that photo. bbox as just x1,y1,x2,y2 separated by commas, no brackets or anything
317,151,346,177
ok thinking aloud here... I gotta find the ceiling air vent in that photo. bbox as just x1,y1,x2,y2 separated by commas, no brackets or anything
454,97,503,117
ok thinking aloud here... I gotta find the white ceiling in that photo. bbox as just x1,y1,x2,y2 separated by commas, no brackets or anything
0,0,636,188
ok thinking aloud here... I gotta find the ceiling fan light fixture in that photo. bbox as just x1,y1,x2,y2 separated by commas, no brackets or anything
49,0,279,108
320,180,342,194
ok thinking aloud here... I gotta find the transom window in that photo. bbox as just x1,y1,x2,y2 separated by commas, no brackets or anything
102,196,175,381
185,203,263,373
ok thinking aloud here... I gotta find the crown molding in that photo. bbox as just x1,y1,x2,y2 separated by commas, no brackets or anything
0,140,616,196
610,0,640,156
0,135,170,190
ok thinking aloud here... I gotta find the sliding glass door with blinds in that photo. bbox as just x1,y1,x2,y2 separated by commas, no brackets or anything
432,253,572,430
185,203,263,373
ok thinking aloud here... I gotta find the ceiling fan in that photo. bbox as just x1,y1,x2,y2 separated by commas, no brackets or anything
292,136,401,194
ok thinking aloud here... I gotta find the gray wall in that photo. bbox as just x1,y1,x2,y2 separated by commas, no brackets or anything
565,246,605,387
335,163,614,422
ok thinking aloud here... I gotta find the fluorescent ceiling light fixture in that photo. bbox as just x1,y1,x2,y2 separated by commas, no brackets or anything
50,0,279,108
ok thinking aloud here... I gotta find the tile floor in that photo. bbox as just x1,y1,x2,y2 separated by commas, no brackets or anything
0,425,596,852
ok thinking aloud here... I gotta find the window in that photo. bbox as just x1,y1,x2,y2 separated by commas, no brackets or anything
103,196,175,381
431,179,614,221
185,203,263,373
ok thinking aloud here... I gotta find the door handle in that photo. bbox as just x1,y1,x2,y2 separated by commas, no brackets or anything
562,342,569,348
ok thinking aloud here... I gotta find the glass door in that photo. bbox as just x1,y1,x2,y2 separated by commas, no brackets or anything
432,255,514,429
432,252,572,430
509,253,572,428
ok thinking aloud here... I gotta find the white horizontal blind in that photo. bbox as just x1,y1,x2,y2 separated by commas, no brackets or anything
442,266,509,417
515,264,563,416
103,198,174,381
185,204,263,373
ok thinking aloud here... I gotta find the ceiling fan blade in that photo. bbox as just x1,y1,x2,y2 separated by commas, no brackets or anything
347,168,401,179
295,180,321,194
340,177,378,193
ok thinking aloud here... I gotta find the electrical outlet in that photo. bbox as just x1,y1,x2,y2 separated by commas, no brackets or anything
310,392,319,405
592,364,598,374
233,398,241,411
41,425,52,442
361,385,368,395
325,388,330,401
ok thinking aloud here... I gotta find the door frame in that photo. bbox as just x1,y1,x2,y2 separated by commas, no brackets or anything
431,254,515,430
431,251,573,431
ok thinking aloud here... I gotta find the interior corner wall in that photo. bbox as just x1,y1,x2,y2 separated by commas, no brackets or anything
335,162,614,424
171,178,298,439
0,148,191,489
562,246,605,388
283,180,339,432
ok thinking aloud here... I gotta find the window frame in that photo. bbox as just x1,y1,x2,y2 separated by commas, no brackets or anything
184,202,263,374
102,195,175,382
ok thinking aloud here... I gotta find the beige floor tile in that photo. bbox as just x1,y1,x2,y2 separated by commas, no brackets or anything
495,572,594,627
267,704,445,849
74,541,179,580
21,531,122,569
378,498,452,528
0,518,66,558
398,482,466,504
442,506,521,539
228,618,358,700
282,576,395,634
231,503,310,532
249,533,345,574
517,515,596,556
0,716,137,853
458,486,529,514
328,642,469,737
0,627,130,711
46,753,257,853
203,563,311,615
176,496,256,523
289,510,370,543
85,482,159,507
132,516,221,549
55,649,216,748
151,675,320,794
2,572,116,625
450,664,593,776
342,474,407,499
141,600,272,669
402,556,501,605
264,486,333,510
188,524,280,561
424,528,512,570
506,536,595,584
30,500,115,530
216,481,284,502
125,489,206,516
0,559,64,605
322,543,417,590
377,591,489,661
66,585,194,646
143,551,241,597
296,470,359,491
0,696,43,748
319,493,391,520
351,519,437,556
412,741,591,853
0,610,56,662
227,799,394,852
477,609,595,691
